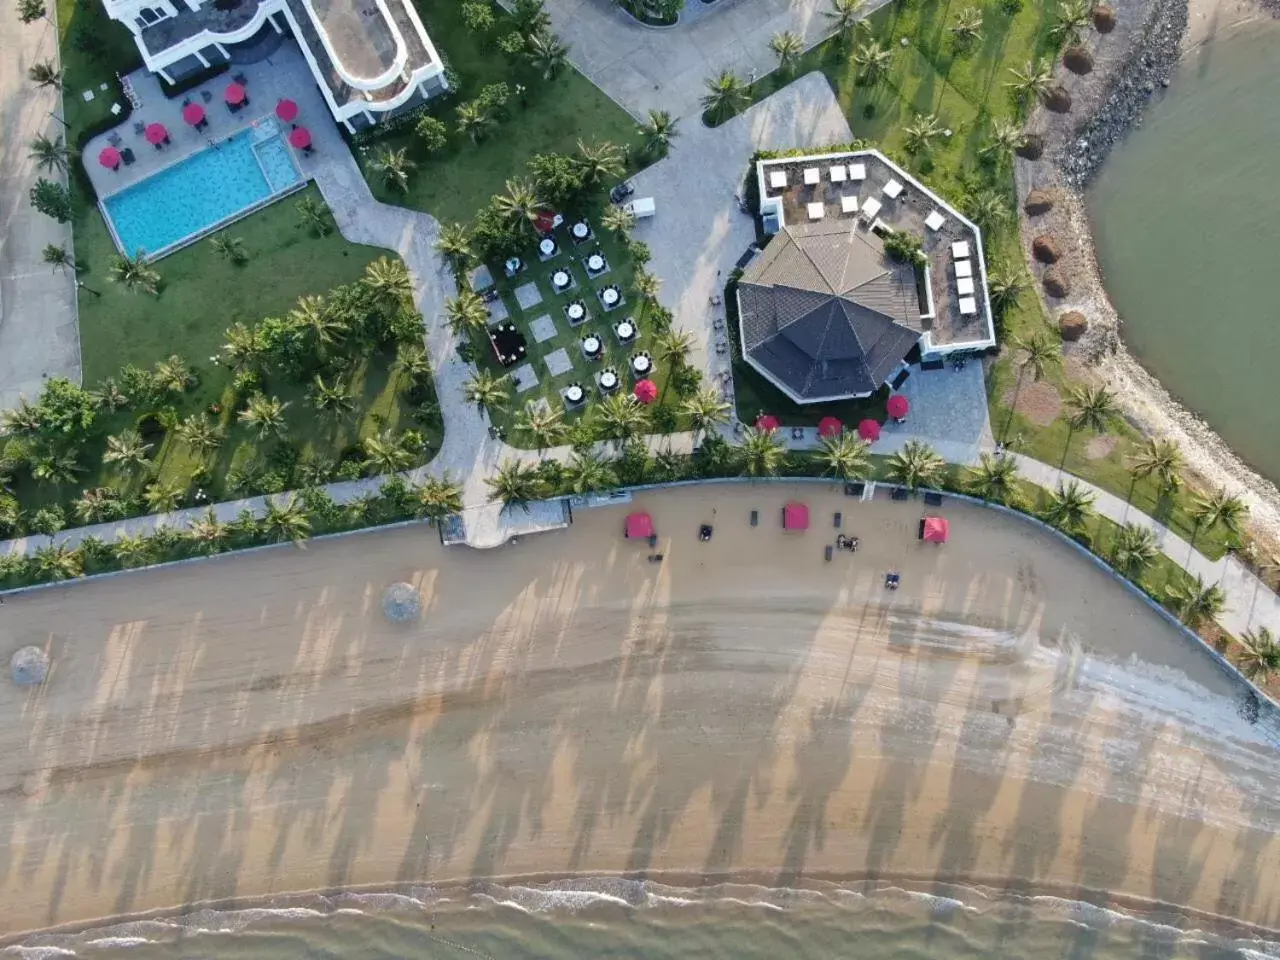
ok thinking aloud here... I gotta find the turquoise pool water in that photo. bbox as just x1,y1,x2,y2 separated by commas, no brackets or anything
102,124,302,258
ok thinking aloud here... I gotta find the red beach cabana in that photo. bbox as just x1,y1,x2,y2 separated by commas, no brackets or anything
625,511,654,540
887,394,909,421
921,516,949,544
275,98,299,122
782,502,809,531
225,81,247,106
144,122,168,145
857,418,881,442
289,126,312,150
182,102,205,126
633,379,658,405
755,413,780,432
98,145,121,169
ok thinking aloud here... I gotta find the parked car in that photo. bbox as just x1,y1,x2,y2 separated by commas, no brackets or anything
626,197,656,218
610,180,635,204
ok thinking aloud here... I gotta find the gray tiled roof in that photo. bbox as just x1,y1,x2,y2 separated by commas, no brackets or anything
738,221,922,401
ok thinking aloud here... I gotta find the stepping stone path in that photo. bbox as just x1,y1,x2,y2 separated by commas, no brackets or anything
544,347,573,377
514,281,543,309
530,314,558,343
510,363,539,393
486,298,509,322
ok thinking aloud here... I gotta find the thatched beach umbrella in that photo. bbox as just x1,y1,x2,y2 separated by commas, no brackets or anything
1015,134,1045,161
10,646,49,686
1093,4,1117,32
1063,45,1094,74
1024,189,1056,215
1032,235,1061,264
1043,265,1070,298
381,583,422,623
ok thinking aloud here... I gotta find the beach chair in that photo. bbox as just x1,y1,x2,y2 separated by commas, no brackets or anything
891,488,910,501
750,510,759,526
824,545,834,562
844,481,865,497
833,512,842,528
924,491,944,506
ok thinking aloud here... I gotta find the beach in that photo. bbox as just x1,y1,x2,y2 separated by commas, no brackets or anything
0,483,1278,943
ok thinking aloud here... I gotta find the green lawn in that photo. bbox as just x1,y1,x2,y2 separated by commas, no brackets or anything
359,0,645,223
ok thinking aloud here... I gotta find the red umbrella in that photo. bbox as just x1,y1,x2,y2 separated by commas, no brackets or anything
224,82,246,105
144,122,168,144
625,512,654,540
181,102,205,125
857,418,881,442
98,145,121,168
755,413,780,432
289,126,312,149
633,379,658,405
887,394,909,420
921,516,949,544
533,210,558,234
782,502,810,531
275,98,298,122
817,416,843,438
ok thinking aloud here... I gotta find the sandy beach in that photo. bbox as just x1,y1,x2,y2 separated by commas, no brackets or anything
0,483,1278,941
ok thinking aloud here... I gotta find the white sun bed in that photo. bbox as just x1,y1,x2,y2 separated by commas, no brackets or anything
848,162,867,181
956,276,975,296
955,260,973,278
840,195,858,214
958,297,977,315
951,240,970,259
829,165,847,183
883,179,904,199
807,201,825,220
924,210,946,231
769,169,787,190
860,196,882,221
804,167,820,185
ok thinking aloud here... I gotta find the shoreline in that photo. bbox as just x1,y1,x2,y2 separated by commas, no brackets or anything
1014,0,1280,554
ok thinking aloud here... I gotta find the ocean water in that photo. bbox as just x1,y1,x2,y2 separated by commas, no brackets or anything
9,879,1279,960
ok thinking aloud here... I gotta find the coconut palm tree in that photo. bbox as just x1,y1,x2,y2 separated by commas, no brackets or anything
1063,383,1116,464
903,113,945,155
886,439,946,491
444,289,490,335
103,429,153,472
109,250,161,295
818,434,871,481
1002,333,1060,441
738,426,787,477
701,69,750,123
211,234,248,264
515,400,566,452
111,533,152,568
576,138,625,189
853,40,894,84
263,495,312,544
981,118,1027,163
28,133,70,173
290,294,346,353
417,475,465,521
296,195,334,236
455,99,496,144
679,387,730,443
966,452,1020,504
638,109,678,157
493,177,548,235
632,270,662,300
464,370,510,413
566,450,617,494
176,412,223,453
187,508,229,554
221,322,265,371
371,146,416,193
154,354,193,394
42,242,76,272
1126,437,1183,499
73,486,125,524
27,59,60,88
965,189,1010,232
951,6,984,47
34,544,81,580
487,459,544,511
363,256,412,307
653,328,695,370
825,0,867,44
770,30,805,72
143,480,184,513
396,344,432,382
1041,479,1095,532
1050,0,1094,43
308,374,357,420
987,264,1028,315
598,392,648,439
1005,58,1054,104
1190,487,1248,548
363,430,415,474
28,446,82,485
601,204,637,237
525,30,569,80
1235,627,1280,683
1111,522,1158,579
238,393,289,440
1165,575,1225,628
436,221,474,272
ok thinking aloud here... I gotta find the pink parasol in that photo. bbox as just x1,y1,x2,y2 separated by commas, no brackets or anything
633,379,658,405
224,82,246,104
181,102,205,125
275,98,298,122
755,413,780,432
817,416,843,438
98,145,121,168
289,126,312,149
857,418,881,442
144,122,168,144
887,394,909,420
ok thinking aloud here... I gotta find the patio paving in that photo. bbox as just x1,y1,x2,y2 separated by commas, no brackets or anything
530,313,558,343
514,280,543,309
544,347,573,377
510,363,539,393
873,363,993,466
469,264,494,291
486,297,510,323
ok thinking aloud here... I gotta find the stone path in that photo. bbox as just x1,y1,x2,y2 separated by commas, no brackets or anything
0,10,81,411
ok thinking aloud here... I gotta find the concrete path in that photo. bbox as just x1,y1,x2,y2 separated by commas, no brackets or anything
0,11,81,411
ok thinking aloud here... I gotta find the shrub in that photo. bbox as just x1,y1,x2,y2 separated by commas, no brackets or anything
415,115,449,154
460,0,495,32
30,178,72,222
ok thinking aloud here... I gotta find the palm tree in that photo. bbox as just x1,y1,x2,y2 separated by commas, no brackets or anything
739,426,787,477
464,370,510,413
987,264,1028,315
493,177,548,235
1235,627,1280,683
396,344,432,382
186,509,229,554
1190,487,1248,547
34,544,81,581
29,446,82,485
818,434,871,481
436,221,474,272
111,533,152,568
632,270,661,300
176,412,223,453
951,6,984,46
1063,383,1116,464
525,30,569,80
72,486,123,524
512,0,551,33
28,133,70,173
154,354,193,394
109,250,161,295
103,429,153,472
852,40,894,84
701,69,750,123
514,400,566,452
209,235,247,266
290,294,347,354
1050,0,1094,42
262,495,311,544
371,146,416,192
308,374,357,420
965,189,1010,232
770,30,805,72
1165,575,1225,628
638,109,678,157
143,480,184,513
1002,333,1060,441
599,391,648,439
417,475,464,521
601,204,637,237
487,459,544,511
886,439,946,490
576,138,625,188
1041,479,1095,532
444,289,490,335
1005,58,1054,104
966,452,1020,504
363,430,415,474
455,99,496,143
1126,437,1183,498
221,322,265,371
566,451,617,493
238,393,289,440
296,195,334,235
824,0,867,44
680,387,730,442
1111,522,1158,579
903,113,945,155
653,328,694,370
981,118,1028,163
42,243,75,272
363,256,412,306
27,59,60,88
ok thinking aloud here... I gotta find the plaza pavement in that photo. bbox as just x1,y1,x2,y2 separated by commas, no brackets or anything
0,10,81,412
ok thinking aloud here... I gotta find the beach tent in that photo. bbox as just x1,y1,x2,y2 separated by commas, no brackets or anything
625,511,654,540
756,413,780,432
782,502,809,531
887,394,909,420
921,516,949,543
857,418,881,442
817,416,843,438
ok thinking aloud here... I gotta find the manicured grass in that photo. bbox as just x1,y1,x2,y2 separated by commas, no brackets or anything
359,0,645,223
55,0,142,144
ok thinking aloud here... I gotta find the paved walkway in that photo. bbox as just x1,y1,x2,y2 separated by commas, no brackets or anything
0,10,81,411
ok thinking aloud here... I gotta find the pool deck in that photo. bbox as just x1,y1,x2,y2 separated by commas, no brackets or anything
84,42,330,210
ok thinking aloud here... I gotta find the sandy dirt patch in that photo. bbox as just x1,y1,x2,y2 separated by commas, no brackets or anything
1003,378,1062,427
1085,435,1119,459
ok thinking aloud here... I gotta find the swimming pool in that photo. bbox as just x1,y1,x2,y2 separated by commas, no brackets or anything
102,121,304,259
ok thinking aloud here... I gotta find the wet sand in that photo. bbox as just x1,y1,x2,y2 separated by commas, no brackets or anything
0,484,1278,940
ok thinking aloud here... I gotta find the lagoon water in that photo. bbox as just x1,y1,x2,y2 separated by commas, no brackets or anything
1087,20,1280,483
